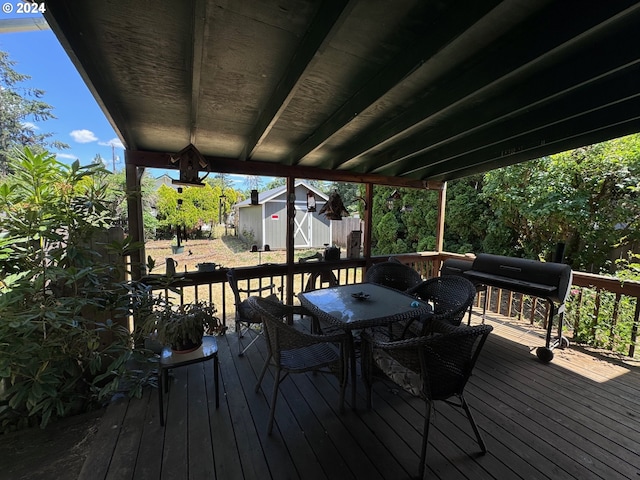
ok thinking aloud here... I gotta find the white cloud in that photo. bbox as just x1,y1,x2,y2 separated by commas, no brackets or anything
55,153,79,160
98,137,124,149
22,122,39,131
70,129,98,143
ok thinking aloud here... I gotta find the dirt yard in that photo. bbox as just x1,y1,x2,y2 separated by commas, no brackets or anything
145,229,319,275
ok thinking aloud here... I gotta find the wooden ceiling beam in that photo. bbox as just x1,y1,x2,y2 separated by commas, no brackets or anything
431,119,640,182
285,0,503,166
239,0,352,161
188,0,207,146
125,150,441,190
377,60,640,177
419,97,640,181
332,0,640,173
373,42,640,176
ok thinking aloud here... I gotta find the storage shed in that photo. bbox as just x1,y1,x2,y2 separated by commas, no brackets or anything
235,181,331,250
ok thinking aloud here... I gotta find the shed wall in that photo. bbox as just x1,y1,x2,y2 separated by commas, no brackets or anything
237,184,332,249
264,200,286,248
238,205,263,246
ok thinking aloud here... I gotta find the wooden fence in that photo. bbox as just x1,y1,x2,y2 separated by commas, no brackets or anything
330,217,362,248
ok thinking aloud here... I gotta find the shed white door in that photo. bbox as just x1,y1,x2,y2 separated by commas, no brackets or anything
294,208,312,247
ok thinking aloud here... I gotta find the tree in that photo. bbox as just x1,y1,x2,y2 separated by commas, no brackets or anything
369,183,491,255
265,178,285,190
244,175,262,191
482,134,640,271
207,173,233,193
102,169,158,237
263,177,330,194
0,50,68,174
331,181,360,214
444,175,508,254
92,153,107,168
370,186,432,254
155,183,240,238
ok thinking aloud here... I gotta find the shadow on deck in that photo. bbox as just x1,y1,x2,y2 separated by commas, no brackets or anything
79,313,640,480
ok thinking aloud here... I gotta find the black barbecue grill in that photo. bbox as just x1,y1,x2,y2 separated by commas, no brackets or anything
464,253,573,363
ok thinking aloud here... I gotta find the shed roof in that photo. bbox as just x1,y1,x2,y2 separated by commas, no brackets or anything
236,180,329,207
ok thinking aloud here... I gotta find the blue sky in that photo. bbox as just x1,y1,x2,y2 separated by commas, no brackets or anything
0,10,126,170
0,7,258,188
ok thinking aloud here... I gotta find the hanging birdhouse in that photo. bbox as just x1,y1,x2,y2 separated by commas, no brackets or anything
170,144,210,186
319,190,349,220
306,191,316,212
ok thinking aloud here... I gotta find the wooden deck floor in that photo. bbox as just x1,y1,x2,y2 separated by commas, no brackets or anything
79,313,640,480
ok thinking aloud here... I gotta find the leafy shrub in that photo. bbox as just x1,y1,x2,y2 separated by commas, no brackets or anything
0,148,152,433
565,286,638,355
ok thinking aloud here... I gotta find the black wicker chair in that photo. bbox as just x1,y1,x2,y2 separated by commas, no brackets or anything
404,275,477,336
248,296,351,434
227,268,277,356
361,320,493,479
364,260,423,292
440,258,488,324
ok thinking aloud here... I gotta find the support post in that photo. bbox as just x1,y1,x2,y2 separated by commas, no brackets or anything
286,177,295,306
363,183,373,264
435,181,447,253
125,161,146,281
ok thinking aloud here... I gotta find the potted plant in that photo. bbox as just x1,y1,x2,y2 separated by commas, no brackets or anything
143,298,223,353
170,236,184,254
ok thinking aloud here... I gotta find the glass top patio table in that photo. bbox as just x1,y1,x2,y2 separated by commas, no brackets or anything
298,282,431,330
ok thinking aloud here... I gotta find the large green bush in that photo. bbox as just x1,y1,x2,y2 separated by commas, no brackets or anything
0,148,150,433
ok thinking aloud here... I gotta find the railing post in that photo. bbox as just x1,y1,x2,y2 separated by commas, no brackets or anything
630,299,639,358
592,288,601,341
518,293,524,321
609,293,621,351
573,288,583,336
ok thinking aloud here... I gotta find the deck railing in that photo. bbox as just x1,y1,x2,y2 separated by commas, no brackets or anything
145,252,640,358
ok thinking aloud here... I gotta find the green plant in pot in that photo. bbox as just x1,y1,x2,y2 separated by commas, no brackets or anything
143,298,222,353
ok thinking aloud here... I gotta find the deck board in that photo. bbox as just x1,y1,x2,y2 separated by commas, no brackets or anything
132,388,164,480
79,312,640,480
105,387,148,480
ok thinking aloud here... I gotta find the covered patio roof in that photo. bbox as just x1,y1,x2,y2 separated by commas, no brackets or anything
44,0,640,188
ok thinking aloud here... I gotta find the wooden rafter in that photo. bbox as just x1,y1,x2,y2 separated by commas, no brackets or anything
240,0,352,161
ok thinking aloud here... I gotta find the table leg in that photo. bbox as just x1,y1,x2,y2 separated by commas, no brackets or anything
163,368,169,393
349,334,357,409
158,369,165,427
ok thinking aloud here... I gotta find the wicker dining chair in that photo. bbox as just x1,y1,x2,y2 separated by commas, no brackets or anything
361,320,493,479
404,275,477,336
364,260,423,293
227,268,278,356
440,258,488,324
248,296,351,435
